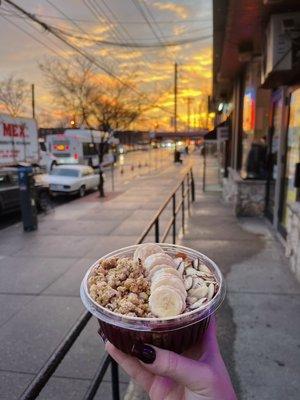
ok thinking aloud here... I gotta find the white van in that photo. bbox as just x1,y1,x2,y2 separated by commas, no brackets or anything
44,129,117,170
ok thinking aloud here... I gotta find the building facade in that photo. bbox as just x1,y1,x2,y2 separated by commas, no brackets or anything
213,0,300,280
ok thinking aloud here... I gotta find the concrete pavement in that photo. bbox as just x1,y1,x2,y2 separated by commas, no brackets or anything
0,155,192,400
179,179,300,399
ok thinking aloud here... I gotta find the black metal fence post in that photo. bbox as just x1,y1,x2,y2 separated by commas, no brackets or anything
155,218,160,242
191,170,195,202
187,173,191,214
203,143,206,192
181,181,185,234
111,359,120,400
83,356,111,400
172,193,176,244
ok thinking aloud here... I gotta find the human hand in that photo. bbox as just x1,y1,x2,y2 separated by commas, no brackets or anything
105,316,237,400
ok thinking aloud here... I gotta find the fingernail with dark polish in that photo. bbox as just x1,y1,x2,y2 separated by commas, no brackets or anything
131,343,156,364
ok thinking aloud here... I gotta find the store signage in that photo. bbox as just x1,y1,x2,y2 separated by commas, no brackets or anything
2,122,27,138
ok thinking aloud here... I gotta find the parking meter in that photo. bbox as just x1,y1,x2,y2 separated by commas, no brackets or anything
18,166,38,232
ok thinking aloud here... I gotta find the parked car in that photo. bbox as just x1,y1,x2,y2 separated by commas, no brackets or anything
0,168,51,216
47,165,99,197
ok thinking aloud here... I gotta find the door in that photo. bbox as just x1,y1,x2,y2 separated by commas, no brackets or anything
265,89,285,223
279,87,300,232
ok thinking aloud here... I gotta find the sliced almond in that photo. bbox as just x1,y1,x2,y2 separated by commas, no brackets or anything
177,261,185,275
192,277,205,287
192,258,200,270
207,283,215,301
188,285,208,299
199,264,213,275
190,297,207,309
174,257,183,267
184,276,193,291
187,296,198,305
185,266,199,276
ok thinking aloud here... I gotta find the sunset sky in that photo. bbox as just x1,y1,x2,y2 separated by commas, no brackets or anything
0,0,213,131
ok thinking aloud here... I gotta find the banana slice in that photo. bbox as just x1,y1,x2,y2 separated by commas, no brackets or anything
149,265,182,280
133,243,164,263
151,274,186,296
164,285,187,304
149,286,184,317
144,253,175,271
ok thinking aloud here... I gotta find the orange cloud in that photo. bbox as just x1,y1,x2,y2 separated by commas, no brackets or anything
152,2,189,19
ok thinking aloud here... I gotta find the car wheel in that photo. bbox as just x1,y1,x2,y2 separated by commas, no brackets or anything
79,185,86,197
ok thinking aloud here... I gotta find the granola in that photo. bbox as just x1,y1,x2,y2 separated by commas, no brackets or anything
88,256,151,317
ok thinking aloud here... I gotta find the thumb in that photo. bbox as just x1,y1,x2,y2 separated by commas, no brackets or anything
133,344,211,389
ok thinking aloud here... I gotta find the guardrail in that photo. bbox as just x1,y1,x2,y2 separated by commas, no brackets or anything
20,167,195,400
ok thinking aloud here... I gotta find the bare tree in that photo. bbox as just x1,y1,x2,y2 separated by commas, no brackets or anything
39,56,98,128
39,56,164,131
0,75,29,117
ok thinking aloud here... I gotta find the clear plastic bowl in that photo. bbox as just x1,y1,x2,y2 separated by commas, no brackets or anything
80,243,226,354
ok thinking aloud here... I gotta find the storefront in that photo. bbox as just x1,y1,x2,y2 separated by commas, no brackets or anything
280,88,300,224
213,0,300,280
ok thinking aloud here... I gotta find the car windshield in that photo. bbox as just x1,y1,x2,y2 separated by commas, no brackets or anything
50,169,79,177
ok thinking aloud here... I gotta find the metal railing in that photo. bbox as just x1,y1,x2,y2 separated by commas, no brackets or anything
20,167,195,400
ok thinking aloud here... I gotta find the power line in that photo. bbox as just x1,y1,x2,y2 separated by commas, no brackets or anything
130,0,173,64
0,8,210,25
2,7,71,59
45,0,119,72
0,13,64,58
53,26,212,48
2,0,177,118
83,0,157,75
1,5,212,44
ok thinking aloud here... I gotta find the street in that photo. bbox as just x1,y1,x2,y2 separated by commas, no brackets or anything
0,148,173,230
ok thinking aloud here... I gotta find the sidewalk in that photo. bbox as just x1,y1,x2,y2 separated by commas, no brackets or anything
1,153,299,400
179,182,300,399
0,158,192,400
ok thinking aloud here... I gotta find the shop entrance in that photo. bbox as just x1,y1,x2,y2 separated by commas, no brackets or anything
265,90,284,222
279,87,300,233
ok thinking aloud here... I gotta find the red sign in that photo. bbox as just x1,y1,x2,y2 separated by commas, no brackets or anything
2,123,27,138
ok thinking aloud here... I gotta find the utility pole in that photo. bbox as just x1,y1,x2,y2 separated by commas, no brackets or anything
193,107,197,129
187,97,191,133
206,95,210,129
31,84,35,119
174,62,178,135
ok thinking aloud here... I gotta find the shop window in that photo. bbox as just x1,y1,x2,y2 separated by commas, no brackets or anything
241,88,270,179
281,88,300,228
